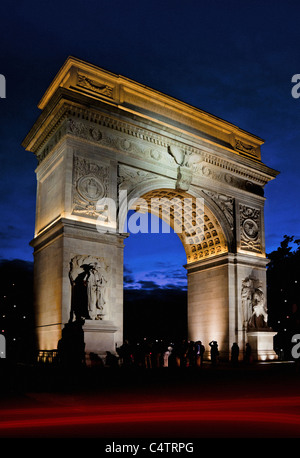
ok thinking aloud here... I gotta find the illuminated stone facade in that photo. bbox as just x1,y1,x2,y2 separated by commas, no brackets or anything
23,57,278,360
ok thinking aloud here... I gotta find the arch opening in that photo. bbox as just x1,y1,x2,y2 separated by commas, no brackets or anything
125,188,229,264
123,211,188,343
122,187,229,345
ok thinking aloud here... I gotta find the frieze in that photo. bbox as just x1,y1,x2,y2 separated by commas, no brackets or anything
195,164,264,197
35,107,270,192
67,118,173,167
67,118,103,143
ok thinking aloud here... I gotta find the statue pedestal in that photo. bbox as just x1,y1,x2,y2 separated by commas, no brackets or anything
83,320,119,358
247,330,277,361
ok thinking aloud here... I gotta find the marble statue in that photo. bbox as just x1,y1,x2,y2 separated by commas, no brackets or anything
248,287,268,329
69,255,109,322
241,277,269,329
86,263,107,320
241,277,253,328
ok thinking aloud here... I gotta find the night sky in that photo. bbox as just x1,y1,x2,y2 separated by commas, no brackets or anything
1,0,300,292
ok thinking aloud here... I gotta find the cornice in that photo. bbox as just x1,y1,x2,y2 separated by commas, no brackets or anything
185,251,269,273
23,98,278,189
24,56,266,162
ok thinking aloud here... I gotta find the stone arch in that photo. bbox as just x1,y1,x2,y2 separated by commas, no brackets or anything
196,188,235,254
119,178,230,266
24,57,278,360
138,189,228,263
120,182,233,357
118,176,176,233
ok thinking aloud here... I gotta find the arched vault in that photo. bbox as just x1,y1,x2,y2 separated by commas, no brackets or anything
130,188,229,264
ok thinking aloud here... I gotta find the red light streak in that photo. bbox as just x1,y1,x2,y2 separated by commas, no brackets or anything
1,396,300,437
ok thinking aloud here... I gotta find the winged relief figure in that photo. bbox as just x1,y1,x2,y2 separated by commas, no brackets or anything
167,145,200,169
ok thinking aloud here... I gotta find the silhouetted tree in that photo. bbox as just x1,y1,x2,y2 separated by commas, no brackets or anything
0,259,36,362
267,236,300,358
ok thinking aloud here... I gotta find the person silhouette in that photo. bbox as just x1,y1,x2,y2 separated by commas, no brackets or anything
244,342,252,364
209,341,219,365
231,342,239,366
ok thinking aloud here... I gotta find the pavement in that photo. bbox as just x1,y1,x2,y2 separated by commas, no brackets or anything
0,360,300,442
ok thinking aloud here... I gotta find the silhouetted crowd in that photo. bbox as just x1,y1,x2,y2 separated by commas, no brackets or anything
56,322,251,369
114,339,251,368
116,338,206,369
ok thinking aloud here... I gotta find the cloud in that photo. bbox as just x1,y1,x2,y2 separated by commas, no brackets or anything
137,280,160,290
123,265,137,288
165,270,187,280
0,225,21,241
124,265,133,274
163,283,187,291
0,258,33,271
124,274,135,285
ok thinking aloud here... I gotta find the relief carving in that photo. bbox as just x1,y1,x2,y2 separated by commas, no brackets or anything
176,166,192,191
239,204,262,253
167,145,200,191
202,190,234,231
234,139,257,156
73,156,109,218
69,255,110,322
67,118,103,143
191,163,264,197
77,73,114,99
118,164,158,193
241,276,269,330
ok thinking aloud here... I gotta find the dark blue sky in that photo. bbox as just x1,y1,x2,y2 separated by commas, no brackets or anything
1,0,300,290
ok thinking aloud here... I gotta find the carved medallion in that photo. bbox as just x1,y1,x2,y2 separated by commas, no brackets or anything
73,156,109,218
239,205,262,253
242,218,259,239
77,176,105,202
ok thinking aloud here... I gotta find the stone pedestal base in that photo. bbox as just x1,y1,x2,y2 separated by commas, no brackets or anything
83,320,119,358
247,331,277,361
